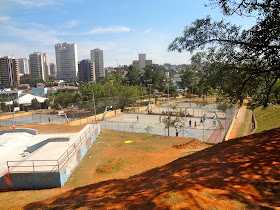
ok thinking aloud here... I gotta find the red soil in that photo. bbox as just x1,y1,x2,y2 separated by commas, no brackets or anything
172,139,209,149
24,128,280,209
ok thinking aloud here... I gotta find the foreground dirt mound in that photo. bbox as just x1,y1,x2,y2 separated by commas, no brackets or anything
172,139,209,149
24,128,280,209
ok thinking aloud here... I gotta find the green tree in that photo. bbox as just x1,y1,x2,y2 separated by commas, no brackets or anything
180,70,197,91
42,99,50,109
20,75,36,87
168,0,280,108
126,66,141,86
54,92,74,108
0,102,8,112
31,98,41,110
142,64,166,91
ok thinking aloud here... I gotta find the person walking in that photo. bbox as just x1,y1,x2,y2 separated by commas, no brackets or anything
137,115,139,122
159,116,162,123
189,119,192,128
194,120,197,128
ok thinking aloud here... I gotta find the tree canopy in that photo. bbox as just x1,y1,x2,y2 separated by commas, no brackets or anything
168,0,280,108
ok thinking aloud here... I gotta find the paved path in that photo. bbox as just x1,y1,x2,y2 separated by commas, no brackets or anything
228,101,252,139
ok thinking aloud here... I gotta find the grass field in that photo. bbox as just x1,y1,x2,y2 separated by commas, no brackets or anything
0,129,209,209
254,106,280,133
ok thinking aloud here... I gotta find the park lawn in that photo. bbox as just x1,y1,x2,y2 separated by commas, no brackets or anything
254,105,280,133
0,129,209,209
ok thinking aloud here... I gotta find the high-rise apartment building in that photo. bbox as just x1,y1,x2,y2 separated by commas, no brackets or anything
90,48,104,79
132,54,152,70
55,42,78,81
0,56,20,87
49,63,57,76
78,59,95,82
18,58,29,75
29,52,49,81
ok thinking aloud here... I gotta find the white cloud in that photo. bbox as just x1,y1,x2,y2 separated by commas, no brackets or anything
86,26,131,35
1,23,60,47
65,20,78,28
0,16,11,22
144,27,152,34
9,0,56,7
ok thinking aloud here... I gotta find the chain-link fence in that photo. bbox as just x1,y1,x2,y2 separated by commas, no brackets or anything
0,113,71,126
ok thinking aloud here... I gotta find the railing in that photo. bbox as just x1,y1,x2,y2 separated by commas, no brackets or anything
7,124,97,173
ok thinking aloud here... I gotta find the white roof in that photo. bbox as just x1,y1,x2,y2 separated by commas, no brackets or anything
6,94,47,105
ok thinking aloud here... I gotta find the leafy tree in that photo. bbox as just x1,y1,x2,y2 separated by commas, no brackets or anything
168,0,280,108
142,64,166,91
35,77,44,84
12,100,19,110
20,75,37,87
126,66,141,86
42,99,50,109
180,70,197,91
0,102,8,112
54,92,74,108
31,98,40,110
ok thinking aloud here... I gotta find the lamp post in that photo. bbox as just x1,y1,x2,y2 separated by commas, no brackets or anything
144,79,152,104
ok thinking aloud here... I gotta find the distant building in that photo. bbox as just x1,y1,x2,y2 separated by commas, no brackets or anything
31,84,48,97
18,58,30,74
29,52,49,81
78,59,95,82
49,63,57,76
0,56,20,87
132,54,152,70
90,48,104,79
55,42,78,82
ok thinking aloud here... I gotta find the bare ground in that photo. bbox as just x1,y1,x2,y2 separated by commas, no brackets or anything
23,127,280,209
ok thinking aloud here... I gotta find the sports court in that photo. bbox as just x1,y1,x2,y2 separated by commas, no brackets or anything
0,114,70,126
101,113,219,142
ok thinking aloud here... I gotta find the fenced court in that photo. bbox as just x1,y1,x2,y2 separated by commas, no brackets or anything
0,113,71,126
101,113,220,143
101,102,238,144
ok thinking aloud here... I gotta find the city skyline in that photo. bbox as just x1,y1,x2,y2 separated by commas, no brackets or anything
0,0,256,67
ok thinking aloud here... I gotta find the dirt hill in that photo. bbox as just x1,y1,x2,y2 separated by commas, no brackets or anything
24,128,280,209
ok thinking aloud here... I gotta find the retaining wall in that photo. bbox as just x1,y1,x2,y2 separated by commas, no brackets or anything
59,124,100,186
0,111,35,120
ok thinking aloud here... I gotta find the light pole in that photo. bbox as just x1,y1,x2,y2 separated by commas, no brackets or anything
144,79,152,104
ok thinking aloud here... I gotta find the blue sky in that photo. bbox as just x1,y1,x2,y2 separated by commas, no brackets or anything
0,0,256,67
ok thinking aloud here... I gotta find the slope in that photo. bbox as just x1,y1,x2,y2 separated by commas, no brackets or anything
24,128,280,209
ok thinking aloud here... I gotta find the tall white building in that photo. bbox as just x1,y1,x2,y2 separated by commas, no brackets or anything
55,42,78,81
132,54,152,70
90,48,104,79
18,58,29,75
29,52,49,81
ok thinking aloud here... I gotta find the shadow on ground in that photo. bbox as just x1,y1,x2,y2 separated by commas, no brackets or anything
24,128,280,209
